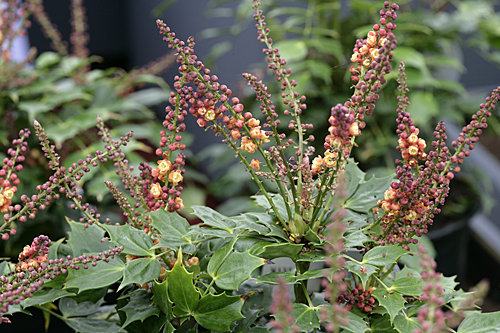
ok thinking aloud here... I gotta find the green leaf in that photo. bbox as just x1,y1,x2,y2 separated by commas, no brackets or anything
457,311,500,332
389,277,424,297
65,317,122,333
229,214,271,235
296,251,327,262
247,212,289,240
190,206,235,233
338,310,370,332
287,304,320,331
407,91,439,126
168,248,200,313
65,256,125,292
148,210,196,253
343,261,378,289
370,314,398,333
119,257,161,291
207,237,239,278
362,245,410,267
345,160,366,199
345,172,394,213
193,293,244,331
67,218,113,256
18,101,54,120
273,40,308,63
373,289,406,323
120,290,161,328
393,314,420,333
251,194,289,222
103,224,155,257
0,261,12,276
59,298,101,318
21,288,75,307
252,242,303,260
255,269,326,285
35,52,61,69
215,251,265,290
344,229,372,248
153,280,173,320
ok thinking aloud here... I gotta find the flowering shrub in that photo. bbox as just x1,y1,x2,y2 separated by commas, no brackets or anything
1,1,500,332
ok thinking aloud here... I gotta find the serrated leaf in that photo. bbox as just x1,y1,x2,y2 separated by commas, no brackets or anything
297,251,327,262
247,212,289,240
67,218,112,256
279,303,320,331
148,210,196,252
255,242,303,260
103,224,155,257
168,248,200,313
393,314,420,333
345,173,394,213
190,206,235,232
65,317,122,333
207,237,238,278
373,289,406,323
215,251,265,290
362,245,410,267
193,293,244,331
344,229,372,248
342,209,370,231
251,194,289,222
389,277,424,297
119,257,161,291
229,214,271,235
153,280,173,320
120,290,161,328
255,269,326,285
343,261,378,289
370,314,398,333
0,261,12,276
20,288,75,307
457,311,500,332
65,256,125,292
345,160,366,199
338,310,370,332
59,298,101,318
273,40,308,63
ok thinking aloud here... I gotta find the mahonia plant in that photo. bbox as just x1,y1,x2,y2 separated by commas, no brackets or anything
0,1,499,332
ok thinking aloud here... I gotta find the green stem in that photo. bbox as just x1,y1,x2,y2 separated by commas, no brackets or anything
378,263,396,281
34,305,66,322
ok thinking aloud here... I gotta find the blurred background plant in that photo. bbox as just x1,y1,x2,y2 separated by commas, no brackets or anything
154,0,500,217
0,0,182,259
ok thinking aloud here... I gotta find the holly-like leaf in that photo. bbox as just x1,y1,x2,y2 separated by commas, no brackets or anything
229,214,271,235
457,311,500,332
251,242,303,260
344,229,372,248
370,314,398,333
345,160,366,199
153,280,173,320
247,212,289,240
207,237,238,278
168,248,200,313
255,269,326,285
119,257,161,291
148,210,196,253
193,293,244,331
190,206,235,233
362,245,410,267
344,261,378,289
65,317,122,333
215,251,266,290
373,289,406,323
103,224,155,257
59,298,102,318
338,310,370,333
251,193,289,222
21,288,75,307
65,256,125,292
345,172,394,213
393,314,420,333
286,304,320,331
296,251,327,263
119,290,161,328
67,218,113,256
389,277,424,297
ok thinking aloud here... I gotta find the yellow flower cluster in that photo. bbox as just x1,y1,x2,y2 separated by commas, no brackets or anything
351,31,387,68
0,187,16,213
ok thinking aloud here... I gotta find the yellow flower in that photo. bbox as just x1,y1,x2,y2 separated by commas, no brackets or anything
311,156,323,174
2,187,15,200
174,197,184,209
408,145,419,156
205,109,216,121
158,159,172,175
250,159,260,171
168,170,183,186
323,151,337,168
240,136,257,154
0,194,4,207
150,183,163,200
